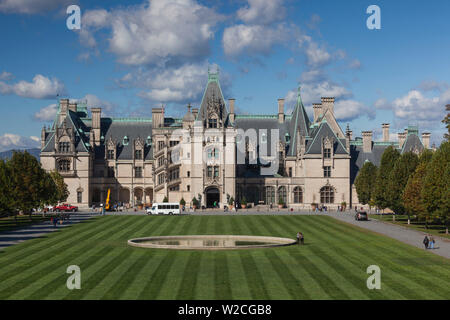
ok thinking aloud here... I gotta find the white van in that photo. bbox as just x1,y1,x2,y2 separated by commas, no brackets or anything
146,203,181,215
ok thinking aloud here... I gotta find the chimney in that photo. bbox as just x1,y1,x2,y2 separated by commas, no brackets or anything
382,123,390,142
362,131,373,153
277,98,285,123
91,107,102,146
41,126,46,149
398,131,407,148
58,98,69,124
321,97,335,115
313,103,322,122
152,107,164,128
228,99,235,123
422,132,431,149
69,101,77,113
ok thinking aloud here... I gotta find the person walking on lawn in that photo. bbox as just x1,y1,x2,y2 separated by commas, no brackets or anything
300,232,304,245
429,235,435,249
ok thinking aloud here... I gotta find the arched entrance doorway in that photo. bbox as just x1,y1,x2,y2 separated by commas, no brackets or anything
205,187,220,208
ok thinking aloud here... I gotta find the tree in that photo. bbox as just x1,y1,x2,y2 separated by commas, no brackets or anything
386,152,419,214
48,170,69,205
192,197,199,208
403,162,428,224
179,197,186,206
422,142,450,234
0,160,13,216
163,196,169,203
442,104,450,141
354,161,378,205
8,151,49,218
374,146,400,209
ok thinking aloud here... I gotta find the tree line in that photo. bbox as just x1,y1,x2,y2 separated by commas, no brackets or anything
355,142,449,233
0,151,69,218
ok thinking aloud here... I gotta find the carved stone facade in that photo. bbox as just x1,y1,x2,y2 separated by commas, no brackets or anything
40,71,430,210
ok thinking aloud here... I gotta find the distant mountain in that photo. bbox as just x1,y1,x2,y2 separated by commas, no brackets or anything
0,148,40,161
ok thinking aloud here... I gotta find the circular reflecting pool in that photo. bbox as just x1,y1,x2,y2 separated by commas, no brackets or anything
128,235,297,250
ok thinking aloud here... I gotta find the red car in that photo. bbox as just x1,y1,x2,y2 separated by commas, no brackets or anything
55,204,78,212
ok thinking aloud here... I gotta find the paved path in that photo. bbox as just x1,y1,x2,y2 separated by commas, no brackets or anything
326,212,450,259
0,213,96,250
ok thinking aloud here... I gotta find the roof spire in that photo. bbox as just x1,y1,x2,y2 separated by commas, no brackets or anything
297,84,303,106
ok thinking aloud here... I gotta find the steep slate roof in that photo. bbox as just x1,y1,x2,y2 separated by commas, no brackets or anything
402,133,424,154
288,88,311,156
97,119,153,160
196,72,228,125
42,110,90,153
305,121,348,155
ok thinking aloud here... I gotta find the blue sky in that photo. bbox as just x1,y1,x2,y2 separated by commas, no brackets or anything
0,0,449,151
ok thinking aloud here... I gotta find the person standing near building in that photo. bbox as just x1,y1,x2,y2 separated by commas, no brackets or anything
300,232,304,245
297,232,300,244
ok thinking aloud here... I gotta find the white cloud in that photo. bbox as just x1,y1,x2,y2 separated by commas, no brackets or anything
122,62,230,105
34,103,58,122
0,71,13,81
0,74,65,99
334,99,374,121
237,0,285,25
77,94,117,115
223,24,288,57
81,0,222,66
374,87,449,138
0,133,40,152
0,0,74,14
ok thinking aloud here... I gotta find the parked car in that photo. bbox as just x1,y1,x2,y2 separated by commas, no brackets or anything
55,204,78,212
355,211,368,221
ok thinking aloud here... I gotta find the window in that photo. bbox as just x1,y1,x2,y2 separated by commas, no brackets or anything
107,167,115,178
208,148,219,159
285,134,290,143
208,118,218,128
123,136,129,145
135,150,142,160
187,171,190,178
169,140,179,147
158,156,165,167
324,166,331,178
324,148,331,159
169,185,180,191
169,168,179,181
293,187,303,203
288,167,292,177
320,186,334,204
187,185,190,191
59,142,70,153
134,167,143,178
207,166,219,178
158,173,165,185
107,149,115,160
264,186,275,204
158,141,165,150
214,166,219,177
57,159,71,172
77,191,82,203
278,186,287,204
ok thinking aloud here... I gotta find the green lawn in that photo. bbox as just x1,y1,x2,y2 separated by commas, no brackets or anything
369,214,450,239
0,215,449,300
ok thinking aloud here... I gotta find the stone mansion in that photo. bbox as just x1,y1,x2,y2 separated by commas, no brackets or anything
40,71,430,209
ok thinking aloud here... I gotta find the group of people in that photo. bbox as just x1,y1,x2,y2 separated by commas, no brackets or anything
423,234,436,250
296,232,304,245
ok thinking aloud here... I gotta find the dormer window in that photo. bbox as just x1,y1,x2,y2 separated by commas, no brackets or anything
57,159,71,172
146,136,152,146
208,118,218,128
107,149,115,160
135,150,142,160
123,136,129,145
285,133,290,143
324,148,331,159
261,133,267,143
59,142,70,153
